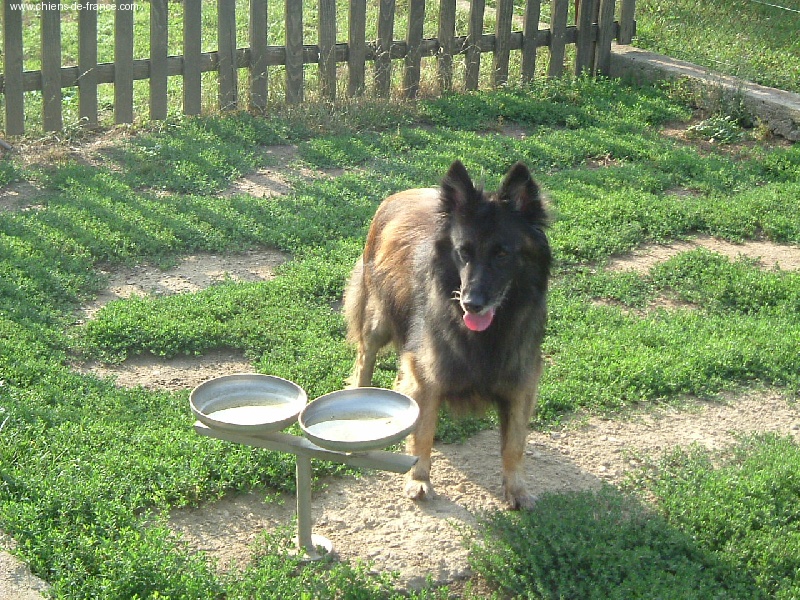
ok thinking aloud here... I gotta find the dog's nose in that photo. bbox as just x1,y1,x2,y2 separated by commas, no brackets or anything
463,301,484,314
461,292,487,314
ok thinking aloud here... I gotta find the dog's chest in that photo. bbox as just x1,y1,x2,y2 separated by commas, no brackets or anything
427,325,532,394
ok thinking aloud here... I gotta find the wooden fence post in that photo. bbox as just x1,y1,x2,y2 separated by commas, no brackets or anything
79,6,99,127
521,0,542,83
41,5,63,131
403,0,425,99
218,0,238,111
375,0,395,97
150,0,169,121
319,0,337,101
493,0,514,87
619,0,636,44
465,0,485,91
114,4,135,124
348,0,367,96
3,1,24,135
183,0,202,115
575,0,596,75
437,0,456,93
594,0,616,75
548,0,569,77
285,0,304,104
250,0,269,112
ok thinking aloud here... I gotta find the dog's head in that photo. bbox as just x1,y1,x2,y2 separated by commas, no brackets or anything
438,160,550,332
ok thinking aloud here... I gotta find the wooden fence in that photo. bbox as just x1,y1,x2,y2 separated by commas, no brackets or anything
0,0,636,135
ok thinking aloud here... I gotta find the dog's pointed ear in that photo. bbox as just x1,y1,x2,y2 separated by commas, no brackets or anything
440,160,476,214
499,162,547,225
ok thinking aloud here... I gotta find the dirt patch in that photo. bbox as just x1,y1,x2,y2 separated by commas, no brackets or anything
0,547,50,600
79,249,288,323
76,249,286,387
0,181,46,212
222,145,298,199
220,144,347,199
79,349,254,391
606,234,800,274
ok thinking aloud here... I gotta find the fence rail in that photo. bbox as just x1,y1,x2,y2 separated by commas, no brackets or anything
1,0,636,135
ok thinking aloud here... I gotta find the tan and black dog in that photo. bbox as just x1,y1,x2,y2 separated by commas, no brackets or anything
344,160,550,509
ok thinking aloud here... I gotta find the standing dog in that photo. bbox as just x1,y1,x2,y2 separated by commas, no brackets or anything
344,160,550,509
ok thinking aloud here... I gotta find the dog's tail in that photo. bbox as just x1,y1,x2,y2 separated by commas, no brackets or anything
343,256,366,347
343,256,371,388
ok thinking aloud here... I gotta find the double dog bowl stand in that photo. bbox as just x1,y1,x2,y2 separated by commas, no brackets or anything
190,374,419,559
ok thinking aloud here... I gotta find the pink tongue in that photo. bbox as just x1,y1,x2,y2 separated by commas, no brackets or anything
463,308,495,332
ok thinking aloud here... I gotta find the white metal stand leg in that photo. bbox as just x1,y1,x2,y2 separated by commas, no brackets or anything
295,455,331,560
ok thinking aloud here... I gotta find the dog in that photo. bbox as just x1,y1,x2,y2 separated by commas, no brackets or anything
343,160,551,509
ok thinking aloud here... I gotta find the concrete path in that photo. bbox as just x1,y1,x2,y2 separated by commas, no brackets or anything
610,45,800,141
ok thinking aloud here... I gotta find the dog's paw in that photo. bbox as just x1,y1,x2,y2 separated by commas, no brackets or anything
405,478,434,501
504,486,538,510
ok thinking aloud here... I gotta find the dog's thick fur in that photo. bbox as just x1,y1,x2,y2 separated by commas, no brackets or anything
344,160,550,509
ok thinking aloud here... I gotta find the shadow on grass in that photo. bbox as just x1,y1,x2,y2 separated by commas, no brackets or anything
467,486,765,599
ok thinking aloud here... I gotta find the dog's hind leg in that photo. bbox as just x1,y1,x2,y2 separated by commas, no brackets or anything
344,258,391,387
397,354,441,500
349,323,389,387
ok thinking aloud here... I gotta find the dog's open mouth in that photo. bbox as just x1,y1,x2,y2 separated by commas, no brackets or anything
463,307,495,332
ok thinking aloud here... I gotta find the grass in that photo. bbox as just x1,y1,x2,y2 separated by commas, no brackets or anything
637,434,800,599
467,487,766,599
1,73,800,597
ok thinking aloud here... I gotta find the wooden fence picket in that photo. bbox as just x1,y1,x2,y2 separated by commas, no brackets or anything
114,5,134,124
403,0,425,99
285,0,304,104
3,2,24,135
150,0,169,121
465,0,485,91
79,7,99,127
595,0,617,75
493,0,514,87
548,0,570,77
619,0,637,44
521,0,542,82
375,0,395,98
183,0,203,116
41,6,63,131
347,0,367,97
250,0,269,112
319,0,337,101
218,0,238,111
437,0,457,92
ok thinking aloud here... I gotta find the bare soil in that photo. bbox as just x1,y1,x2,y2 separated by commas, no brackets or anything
606,234,800,273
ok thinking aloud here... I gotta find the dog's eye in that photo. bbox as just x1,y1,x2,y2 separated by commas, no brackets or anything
494,247,510,261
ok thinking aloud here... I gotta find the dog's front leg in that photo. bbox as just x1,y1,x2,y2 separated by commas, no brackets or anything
396,355,440,500
499,382,541,511
498,395,537,509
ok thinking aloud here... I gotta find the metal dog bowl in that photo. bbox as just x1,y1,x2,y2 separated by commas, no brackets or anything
299,388,419,452
190,373,307,434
